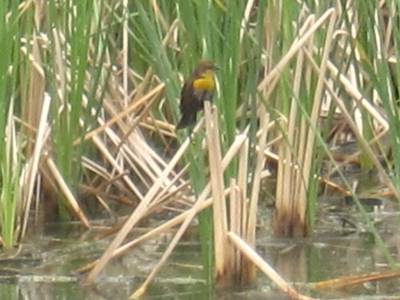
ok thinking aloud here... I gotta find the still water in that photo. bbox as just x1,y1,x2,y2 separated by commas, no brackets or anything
0,196,399,300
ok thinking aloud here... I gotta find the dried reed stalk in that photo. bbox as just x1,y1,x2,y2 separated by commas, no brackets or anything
234,138,249,283
241,105,269,282
274,9,337,237
19,15,47,240
83,122,197,285
45,156,90,228
305,54,400,200
228,232,318,300
229,179,239,275
258,8,336,94
130,119,248,298
78,83,165,144
313,269,400,290
20,94,51,239
204,101,233,286
297,9,336,235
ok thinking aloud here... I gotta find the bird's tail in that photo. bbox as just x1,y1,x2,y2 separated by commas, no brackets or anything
176,112,196,129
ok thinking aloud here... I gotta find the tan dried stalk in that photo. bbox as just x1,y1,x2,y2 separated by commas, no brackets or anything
298,9,336,234
130,121,248,297
204,101,233,286
45,156,90,228
20,94,51,239
83,119,206,285
274,8,337,237
228,232,318,300
258,8,336,95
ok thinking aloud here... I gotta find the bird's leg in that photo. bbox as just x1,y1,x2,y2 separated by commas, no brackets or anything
188,127,194,143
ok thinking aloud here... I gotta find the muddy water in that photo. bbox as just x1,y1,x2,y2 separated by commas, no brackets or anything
0,196,399,299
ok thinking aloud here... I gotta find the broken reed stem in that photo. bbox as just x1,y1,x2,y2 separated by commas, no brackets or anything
229,179,241,279
312,269,400,290
45,156,90,229
297,9,337,232
326,60,389,131
238,138,249,241
304,51,400,201
20,94,51,240
77,83,165,144
275,15,314,233
76,193,216,274
258,8,336,92
276,48,305,238
130,125,249,298
237,138,249,284
78,184,237,275
274,9,337,237
80,134,248,275
228,232,318,300
91,134,144,200
204,101,233,286
241,105,269,284
83,120,204,285
247,105,269,243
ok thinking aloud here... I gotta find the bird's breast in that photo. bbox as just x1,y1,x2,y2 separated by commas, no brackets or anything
192,74,215,91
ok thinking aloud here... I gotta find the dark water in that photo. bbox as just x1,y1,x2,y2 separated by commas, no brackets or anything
0,196,399,300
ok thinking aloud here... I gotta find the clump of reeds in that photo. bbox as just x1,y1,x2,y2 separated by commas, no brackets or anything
1,1,400,299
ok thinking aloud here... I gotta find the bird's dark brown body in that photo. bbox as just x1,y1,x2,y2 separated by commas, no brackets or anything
177,60,217,129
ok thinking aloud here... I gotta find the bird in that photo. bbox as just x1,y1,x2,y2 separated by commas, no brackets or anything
176,60,218,129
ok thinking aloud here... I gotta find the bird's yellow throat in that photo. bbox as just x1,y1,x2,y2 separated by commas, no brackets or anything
192,70,216,91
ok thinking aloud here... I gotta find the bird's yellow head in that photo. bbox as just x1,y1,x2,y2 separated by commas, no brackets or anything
192,60,218,92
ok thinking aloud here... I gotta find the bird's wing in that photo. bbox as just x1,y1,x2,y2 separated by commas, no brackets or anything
179,81,192,111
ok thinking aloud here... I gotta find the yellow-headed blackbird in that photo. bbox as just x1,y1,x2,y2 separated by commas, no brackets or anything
176,60,218,129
